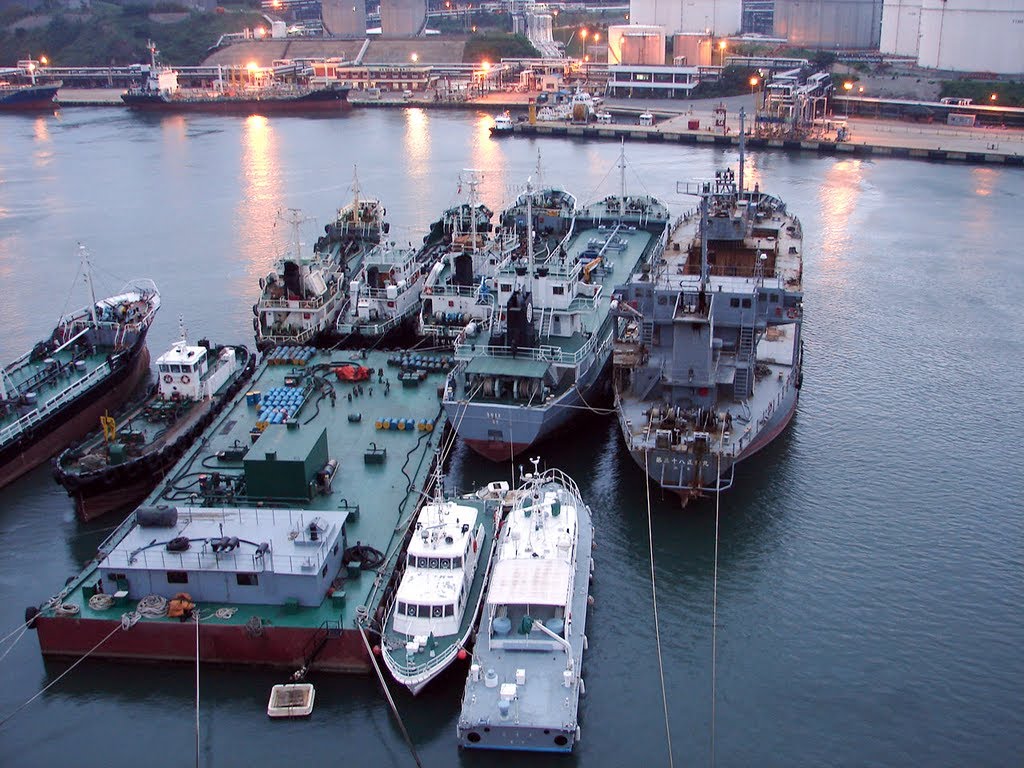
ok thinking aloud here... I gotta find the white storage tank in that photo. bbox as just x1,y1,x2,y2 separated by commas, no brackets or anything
673,32,713,66
608,25,666,65
774,0,883,48
380,0,427,36
916,0,1024,74
322,0,367,36
630,0,742,35
880,0,923,56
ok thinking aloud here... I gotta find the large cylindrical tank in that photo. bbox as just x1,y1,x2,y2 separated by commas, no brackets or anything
380,0,427,36
774,0,883,48
673,32,713,66
917,0,1024,74
608,25,666,65
880,0,923,56
630,0,742,34
322,0,366,36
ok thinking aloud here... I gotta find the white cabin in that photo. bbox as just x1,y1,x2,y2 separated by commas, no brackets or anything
156,343,236,401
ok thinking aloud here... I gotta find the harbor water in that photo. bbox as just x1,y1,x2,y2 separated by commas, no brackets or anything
0,107,1022,766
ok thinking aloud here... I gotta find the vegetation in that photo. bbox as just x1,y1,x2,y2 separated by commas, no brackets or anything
0,7,265,67
940,80,1024,108
463,33,539,64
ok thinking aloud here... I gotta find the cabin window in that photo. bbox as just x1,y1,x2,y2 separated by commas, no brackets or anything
432,605,443,618
552,286,565,295
729,298,740,308
444,604,455,617
500,284,512,293
408,554,416,567
397,601,407,615
167,571,188,584
236,573,259,586
453,556,463,568
741,298,752,309
769,294,779,303
107,572,127,582
440,558,451,569
429,557,440,569
333,543,339,555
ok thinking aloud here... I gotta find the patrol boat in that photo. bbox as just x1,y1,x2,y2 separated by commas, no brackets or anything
54,322,255,522
457,462,593,752
0,246,159,490
380,475,510,694
611,115,804,503
254,180,386,350
443,149,670,461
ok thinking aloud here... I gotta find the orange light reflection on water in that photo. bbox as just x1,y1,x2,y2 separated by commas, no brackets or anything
238,115,284,282
398,108,432,242
471,113,508,211
966,167,997,236
818,159,864,279
33,116,53,167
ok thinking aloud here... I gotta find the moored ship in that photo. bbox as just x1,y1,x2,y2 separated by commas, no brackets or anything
122,42,348,114
457,462,594,752
0,247,159,490
380,476,510,694
0,60,60,110
27,347,454,674
255,190,386,350
54,326,255,522
612,116,804,504
443,149,671,461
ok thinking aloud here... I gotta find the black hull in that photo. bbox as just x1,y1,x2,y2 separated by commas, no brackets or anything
121,87,349,113
0,332,152,490
53,348,257,521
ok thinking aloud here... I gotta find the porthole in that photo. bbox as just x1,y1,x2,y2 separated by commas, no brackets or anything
467,732,482,743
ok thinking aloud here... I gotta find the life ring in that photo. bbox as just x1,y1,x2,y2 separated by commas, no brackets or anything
775,307,782,318
181,374,191,384
163,374,172,383
786,307,799,319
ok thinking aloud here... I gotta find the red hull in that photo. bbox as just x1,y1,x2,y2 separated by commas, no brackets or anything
36,616,373,673
463,438,531,463
0,347,151,489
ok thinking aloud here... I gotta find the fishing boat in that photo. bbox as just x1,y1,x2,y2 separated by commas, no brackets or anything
490,112,514,135
0,246,159,490
254,183,386,350
442,148,671,461
27,348,458,673
122,42,347,114
379,476,510,694
457,461,593,752
611,111,804,504
53,323,255,522
418,171,519,341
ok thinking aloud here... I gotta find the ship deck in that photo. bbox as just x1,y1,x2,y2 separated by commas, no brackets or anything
46,348,450,635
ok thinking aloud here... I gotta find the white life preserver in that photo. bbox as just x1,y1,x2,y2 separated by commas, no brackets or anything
163,374,173,383
181,374,191,384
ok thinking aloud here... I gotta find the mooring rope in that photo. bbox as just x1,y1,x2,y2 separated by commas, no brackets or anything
710,452,722,768
357,624,424,768
644,444,675,768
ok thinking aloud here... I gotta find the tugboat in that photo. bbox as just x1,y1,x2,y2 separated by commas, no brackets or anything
0,246,159,489
457,460,593,752
54,321,255,521
122,41,348,114
254,180,386,350
443,147,671,461
380,474,510,694
611,110,804,504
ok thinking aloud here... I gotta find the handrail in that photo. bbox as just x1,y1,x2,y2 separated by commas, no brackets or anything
259,295,325,311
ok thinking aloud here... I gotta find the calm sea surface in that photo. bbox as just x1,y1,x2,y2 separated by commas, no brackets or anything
0,107,1022,768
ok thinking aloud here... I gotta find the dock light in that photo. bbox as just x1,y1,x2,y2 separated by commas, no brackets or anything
749,76,759,87
593,32,600,43
255,26,266,38
471,25,477,32
858,86,864,93
411,52,419,62
247,61,259,71
481,60,491,71
990,93,998,102
718,40,726,50
843,81,853,91
39,56,48,65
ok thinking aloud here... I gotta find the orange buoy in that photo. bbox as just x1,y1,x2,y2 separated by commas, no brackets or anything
457,648,468,660
372,645,382,656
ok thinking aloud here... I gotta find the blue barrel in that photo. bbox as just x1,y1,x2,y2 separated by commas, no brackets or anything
389,418,398,431
246,391,260,406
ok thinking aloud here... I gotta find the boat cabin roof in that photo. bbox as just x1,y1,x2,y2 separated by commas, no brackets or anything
487,558,571,607
157,343,207,367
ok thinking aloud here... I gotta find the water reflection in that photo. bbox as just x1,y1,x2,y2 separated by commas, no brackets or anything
237,115,283,283
399,108,432,242
818,158,864,272
33,115,53,168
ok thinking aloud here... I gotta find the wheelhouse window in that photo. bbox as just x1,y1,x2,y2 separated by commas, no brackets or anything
453,556,463,568
236,573,258,586
444,604,454,617
167,571,188,584
397,601,407,615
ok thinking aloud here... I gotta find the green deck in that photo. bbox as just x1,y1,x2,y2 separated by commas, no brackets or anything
50,348,450,632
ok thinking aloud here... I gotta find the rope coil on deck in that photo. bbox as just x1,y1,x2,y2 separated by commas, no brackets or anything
54,603,80,617
88,594,114,611
136,594,168,618
214,607,238,620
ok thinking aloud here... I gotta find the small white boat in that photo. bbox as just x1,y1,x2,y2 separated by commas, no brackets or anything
491,112,514,134
267,683,315,717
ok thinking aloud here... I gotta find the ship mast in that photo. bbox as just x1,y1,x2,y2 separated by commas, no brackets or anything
465,169,481,254
525,176,534,264
80,243,99,327
738,107,746,196
618,140,626,219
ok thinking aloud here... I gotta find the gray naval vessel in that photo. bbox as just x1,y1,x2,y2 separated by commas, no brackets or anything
457,461,593,752
612,117,804,504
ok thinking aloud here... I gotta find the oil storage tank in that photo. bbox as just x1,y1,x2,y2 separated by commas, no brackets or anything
774,0,882,48
380,0,427,36
880,0,923,56
630,0,742,35
916,0,1024,74
608,25,667,65
322,0,367,36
